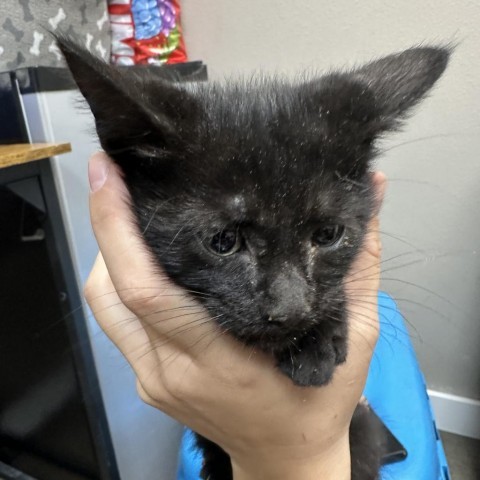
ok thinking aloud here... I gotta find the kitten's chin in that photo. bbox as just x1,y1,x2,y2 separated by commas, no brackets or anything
234,324,310,353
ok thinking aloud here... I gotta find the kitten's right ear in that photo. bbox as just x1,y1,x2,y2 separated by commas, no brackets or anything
56,35,196,171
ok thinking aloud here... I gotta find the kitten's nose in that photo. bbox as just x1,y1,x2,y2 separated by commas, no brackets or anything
263,267,312,328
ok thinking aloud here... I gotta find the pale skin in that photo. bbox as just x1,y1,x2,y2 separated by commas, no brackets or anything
85,151,386,480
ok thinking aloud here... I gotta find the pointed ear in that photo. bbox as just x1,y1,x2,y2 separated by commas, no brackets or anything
354,46,451,127
300,46,450,131
55,35,198,173
298,46,450,176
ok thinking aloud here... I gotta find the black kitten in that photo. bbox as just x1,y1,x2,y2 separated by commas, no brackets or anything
57,37,449,480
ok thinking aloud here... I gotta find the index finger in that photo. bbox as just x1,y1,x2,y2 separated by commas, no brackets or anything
344,172,387,358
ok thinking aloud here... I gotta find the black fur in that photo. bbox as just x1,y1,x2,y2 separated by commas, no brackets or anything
57,36,449,479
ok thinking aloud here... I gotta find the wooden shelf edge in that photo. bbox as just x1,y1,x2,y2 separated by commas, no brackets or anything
0,143,72,169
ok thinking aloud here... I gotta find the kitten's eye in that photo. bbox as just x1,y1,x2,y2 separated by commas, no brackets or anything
208,230,242,256
312,225,344,247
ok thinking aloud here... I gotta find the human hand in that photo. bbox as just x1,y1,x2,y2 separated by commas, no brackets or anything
85,151,386,480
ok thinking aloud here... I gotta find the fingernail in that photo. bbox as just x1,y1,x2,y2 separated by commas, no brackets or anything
88,153,110,192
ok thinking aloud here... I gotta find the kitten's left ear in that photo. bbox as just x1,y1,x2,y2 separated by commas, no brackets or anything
302,46,450,141
353,46,451,128
300,46,450,176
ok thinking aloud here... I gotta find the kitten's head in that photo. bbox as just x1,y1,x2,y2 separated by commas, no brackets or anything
58,37,449,352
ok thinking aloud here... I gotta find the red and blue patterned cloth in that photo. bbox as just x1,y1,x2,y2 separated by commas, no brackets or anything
108,0,187,65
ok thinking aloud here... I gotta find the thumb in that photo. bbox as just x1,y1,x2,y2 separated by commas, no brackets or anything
88,151,167,308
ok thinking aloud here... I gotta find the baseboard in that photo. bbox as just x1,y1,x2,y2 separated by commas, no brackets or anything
428,389,480,439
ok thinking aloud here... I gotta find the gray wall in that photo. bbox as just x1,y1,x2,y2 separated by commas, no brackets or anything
181,0,480,400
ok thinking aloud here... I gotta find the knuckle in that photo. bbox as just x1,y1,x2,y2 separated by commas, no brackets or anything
161,357,197,400
118,287,164,317
117,279,182,318
84,275,100,305
136,380,160,407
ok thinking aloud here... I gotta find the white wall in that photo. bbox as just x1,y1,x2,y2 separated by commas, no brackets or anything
181,0,480,402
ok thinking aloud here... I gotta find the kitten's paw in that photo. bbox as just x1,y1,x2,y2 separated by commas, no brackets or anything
332,334,348,364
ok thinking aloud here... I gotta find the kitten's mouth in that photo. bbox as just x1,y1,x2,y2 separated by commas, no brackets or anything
237,321,312,352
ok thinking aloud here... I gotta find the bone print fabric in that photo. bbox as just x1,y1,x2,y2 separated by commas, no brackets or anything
0,0,110,71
